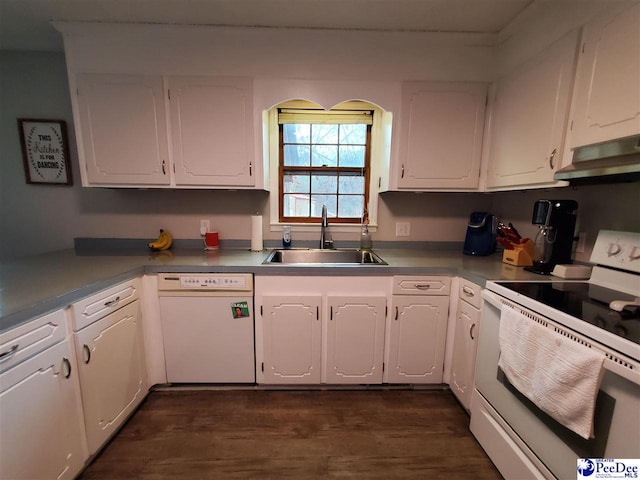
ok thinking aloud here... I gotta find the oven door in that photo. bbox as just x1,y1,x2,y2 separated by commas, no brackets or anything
471,290,640,480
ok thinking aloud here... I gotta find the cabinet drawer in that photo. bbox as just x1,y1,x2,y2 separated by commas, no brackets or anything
0,310,67,373
71,278,140,331
392,276,450,296
458,279,482,309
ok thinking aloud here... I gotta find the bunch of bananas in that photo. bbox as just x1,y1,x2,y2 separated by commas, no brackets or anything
148,229,173,251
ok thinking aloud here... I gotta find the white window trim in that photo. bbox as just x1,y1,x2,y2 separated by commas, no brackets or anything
264,104,392,234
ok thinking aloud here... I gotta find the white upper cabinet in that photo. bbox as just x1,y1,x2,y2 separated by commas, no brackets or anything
569,3,640,148
395,82,487,190
485,30,580,190
73,73,257,188
169,76,255,186
76,74,171,186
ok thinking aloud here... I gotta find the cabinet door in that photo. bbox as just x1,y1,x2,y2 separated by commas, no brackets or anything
74,300,146,454
398,83,486,190
486,31,579,189
450,299,481,410
0,340,86,480
325,296,387,384
261,296,322,384
569,3,640,148
386,295,449,384
76,74,170,186
169,76,255,186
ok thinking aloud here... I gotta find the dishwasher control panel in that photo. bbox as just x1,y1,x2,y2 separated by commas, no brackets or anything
157,273,253,292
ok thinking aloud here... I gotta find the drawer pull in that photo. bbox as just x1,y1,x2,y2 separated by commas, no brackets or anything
414,284,430,290
470,323,476,340
62,357,72,379
0,344,19,360
462,286,475,297
82,344,91,364
104,296,121,307
395,306,399,321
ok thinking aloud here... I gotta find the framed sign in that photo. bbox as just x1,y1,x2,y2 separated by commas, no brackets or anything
18,119,73,185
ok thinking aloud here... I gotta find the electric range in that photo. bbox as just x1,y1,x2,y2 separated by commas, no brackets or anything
489,230,640,360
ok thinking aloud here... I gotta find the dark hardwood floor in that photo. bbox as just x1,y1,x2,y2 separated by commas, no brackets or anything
79,389,502,480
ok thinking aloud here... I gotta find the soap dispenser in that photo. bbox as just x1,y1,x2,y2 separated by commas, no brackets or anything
360,211,372,251
360,224,372,250
282,225,292,249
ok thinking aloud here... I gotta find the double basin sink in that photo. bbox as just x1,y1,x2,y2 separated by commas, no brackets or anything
263,248,387,265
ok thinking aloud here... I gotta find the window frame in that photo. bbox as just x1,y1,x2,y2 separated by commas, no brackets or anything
277,109,373,224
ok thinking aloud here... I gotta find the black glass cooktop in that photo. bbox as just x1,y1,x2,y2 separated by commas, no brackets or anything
496,282,640,346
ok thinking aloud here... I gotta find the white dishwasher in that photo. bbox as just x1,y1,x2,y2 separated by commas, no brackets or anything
158,273,255,383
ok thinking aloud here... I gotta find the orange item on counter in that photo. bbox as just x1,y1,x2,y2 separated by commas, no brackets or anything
502,238,534,267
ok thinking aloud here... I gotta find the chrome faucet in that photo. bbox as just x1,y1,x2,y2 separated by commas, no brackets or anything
319,204,333,249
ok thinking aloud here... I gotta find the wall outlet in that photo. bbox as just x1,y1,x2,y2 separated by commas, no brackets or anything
200,219,210,236
396,221,411,237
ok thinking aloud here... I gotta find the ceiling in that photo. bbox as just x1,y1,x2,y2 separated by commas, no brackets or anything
0,0,535,52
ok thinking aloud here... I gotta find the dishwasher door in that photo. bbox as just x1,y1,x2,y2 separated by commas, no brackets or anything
159,294,255,383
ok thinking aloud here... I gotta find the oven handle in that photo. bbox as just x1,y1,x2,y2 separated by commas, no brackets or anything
481,288,640,386
481,289,503,309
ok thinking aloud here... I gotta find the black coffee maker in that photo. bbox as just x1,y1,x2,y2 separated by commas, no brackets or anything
463,212,497,256
525,200,578,275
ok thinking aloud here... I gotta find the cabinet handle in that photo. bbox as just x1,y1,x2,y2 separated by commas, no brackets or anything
104,296,120,307
549,148,557,169
316,306,319,320
62,357,72,379
470,323,476,340
414,284,430,290
330,306,333,320
0,344,18,360
82,344,91,364
462,286,475,297
162,160,166,175
401,164,405,179
395,306,399,321
249,162,253,176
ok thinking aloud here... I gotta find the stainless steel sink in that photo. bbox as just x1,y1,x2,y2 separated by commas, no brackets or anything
262,248,387,265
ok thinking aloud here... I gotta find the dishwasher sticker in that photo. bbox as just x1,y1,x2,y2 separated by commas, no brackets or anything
231,301,250,318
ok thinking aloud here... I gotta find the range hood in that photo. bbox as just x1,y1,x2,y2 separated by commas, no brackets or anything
554,135,640,184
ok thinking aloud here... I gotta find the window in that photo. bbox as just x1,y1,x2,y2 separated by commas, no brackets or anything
278,108,372,223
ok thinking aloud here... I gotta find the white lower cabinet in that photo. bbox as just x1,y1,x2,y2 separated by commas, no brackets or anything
385,276,450,384
261,295,322,384
256,276,389,385
0,311,87,480
450,279,482,411
325,296,387,384
72,287,147,454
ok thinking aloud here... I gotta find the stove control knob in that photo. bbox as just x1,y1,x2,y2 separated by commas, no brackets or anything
607,243,622,257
